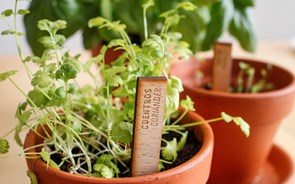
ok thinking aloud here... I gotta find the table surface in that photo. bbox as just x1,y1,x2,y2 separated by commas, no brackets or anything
0,41,294,183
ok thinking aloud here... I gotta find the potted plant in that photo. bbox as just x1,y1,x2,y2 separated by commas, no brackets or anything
0,1,249,184
23,0,257,57
170,51,295,183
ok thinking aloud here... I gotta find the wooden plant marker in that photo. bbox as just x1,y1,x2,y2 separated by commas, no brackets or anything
212,42,233,91
131,76,167,176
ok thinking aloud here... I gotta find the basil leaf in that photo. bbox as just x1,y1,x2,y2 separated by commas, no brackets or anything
201,0,234,51
24,0,100,55
229,7,257,52
233,0,254,8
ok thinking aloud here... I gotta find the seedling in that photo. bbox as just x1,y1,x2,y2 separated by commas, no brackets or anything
233,62,273,93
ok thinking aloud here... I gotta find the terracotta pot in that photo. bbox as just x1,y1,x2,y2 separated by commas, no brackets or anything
170,57,295,184
24,111,214,184
91,44,124,65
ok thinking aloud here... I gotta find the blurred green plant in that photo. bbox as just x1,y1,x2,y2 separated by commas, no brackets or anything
24,0,257,56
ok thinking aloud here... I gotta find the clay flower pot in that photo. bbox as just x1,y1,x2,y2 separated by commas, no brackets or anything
24,111,214,184
170,57,295,183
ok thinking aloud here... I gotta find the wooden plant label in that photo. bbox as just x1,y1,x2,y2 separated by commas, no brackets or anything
212,42,232,91
131,76,167,176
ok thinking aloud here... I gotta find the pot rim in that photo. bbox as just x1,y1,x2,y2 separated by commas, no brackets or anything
177,57,295,100
24,111,214,183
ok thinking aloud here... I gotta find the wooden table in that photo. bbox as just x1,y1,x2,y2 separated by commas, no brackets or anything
0,41,294,183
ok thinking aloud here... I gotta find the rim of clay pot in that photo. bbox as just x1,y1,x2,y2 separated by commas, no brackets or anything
25,111,213,183
176,57,295,100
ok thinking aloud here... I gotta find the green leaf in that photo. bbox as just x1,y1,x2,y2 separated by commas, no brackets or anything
221,112,232,122
63,61,82,80
0,138,9,154
169,76,183,92
176,2,197,11
72,120,82,133
14,112,32,146
16,32,23,36
229,8,257,52
1,30,16,35
107,75,124,87
94,154,120,178
15,103,32,146
40,149,60,169
27,89,49,108
177,131,188,151
56,61,82,81
93,164,114,178
233,0,254,7
89,16,127,34
102,66,126,80
202,0,234,51
161,138,178,162
38,35,66,49
108,39,127,49
17,9,30,15
31,71,54,88
158,161,165,171
68,83,78,94
1,9,13,17
55,87,66,99
180,96,195,111
239,61,250,70
110,122,133,143
37,19,67,34
171,7,208,52
142,0,154,10
221,112,250,137
24,0,96,55
165,76,184,114
232,117,250,137
88,17,106,28
0,70,17,82
166,86,180,114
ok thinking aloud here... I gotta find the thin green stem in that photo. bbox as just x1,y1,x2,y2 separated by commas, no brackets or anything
13,0,32,80
0,127,16,139
245,68,255,93
143,6,148,40
179,117,224,128
159,159,173,165
13,0,23,62
171,109,188,125
236,70,245,93
8,78,37,112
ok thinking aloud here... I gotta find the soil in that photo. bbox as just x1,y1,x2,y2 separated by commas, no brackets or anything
49,130,201,177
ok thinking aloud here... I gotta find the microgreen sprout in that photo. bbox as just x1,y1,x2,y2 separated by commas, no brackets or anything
234,61,273,93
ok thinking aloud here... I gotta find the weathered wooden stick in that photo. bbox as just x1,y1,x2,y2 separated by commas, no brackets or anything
131,76,167,176
212,42,232,91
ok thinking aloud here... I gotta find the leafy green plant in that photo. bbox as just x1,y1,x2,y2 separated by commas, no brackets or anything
23,0,257,56
195,61,274,93
0,0,249,178
233,62,273,93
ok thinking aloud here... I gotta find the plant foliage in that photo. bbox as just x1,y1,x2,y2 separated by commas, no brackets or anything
23,0,257,56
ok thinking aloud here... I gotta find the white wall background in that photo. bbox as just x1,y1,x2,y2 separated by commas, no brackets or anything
0,0,295,55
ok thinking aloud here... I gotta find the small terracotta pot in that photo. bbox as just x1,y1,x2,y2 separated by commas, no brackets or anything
170,57,295,183
24,111,214,184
